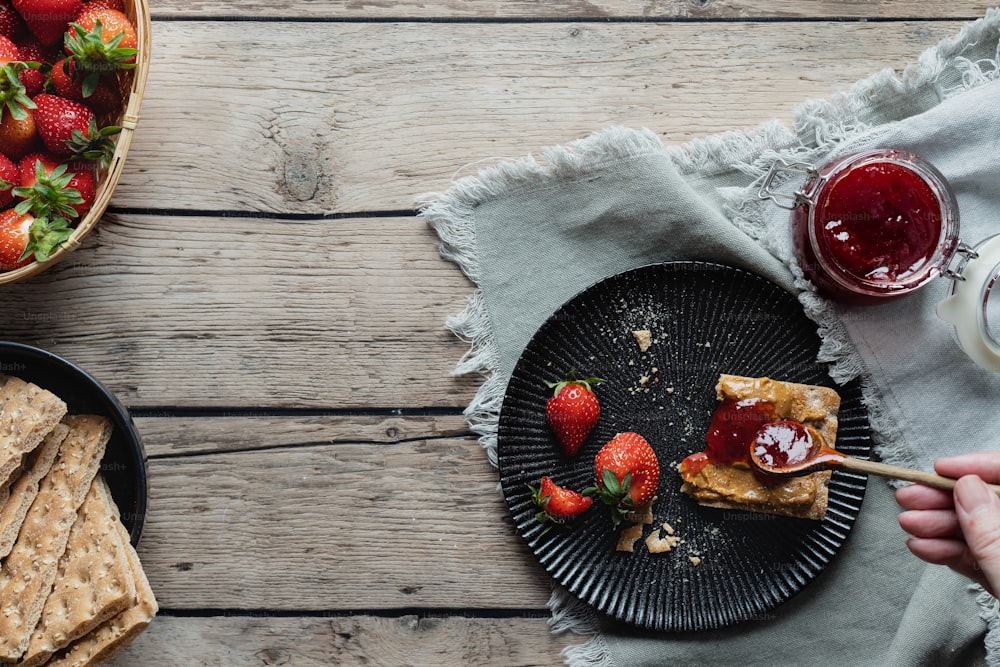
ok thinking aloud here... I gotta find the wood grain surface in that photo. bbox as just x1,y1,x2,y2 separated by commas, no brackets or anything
0,2,989,664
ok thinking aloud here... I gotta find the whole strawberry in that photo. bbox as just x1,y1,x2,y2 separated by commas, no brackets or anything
0,207,70,269
0,151,15,207
545,370,604,457
0,106,38,160
590,432,660,526
12,0,82,46
32,93,119,163
529,476,593,536
15,151,93,218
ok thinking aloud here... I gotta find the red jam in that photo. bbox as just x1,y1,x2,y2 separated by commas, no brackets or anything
791,150,958,304
680,398,778,481
751,420,815,470
705,397,777,465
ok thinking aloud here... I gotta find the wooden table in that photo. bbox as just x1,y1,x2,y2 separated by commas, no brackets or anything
0,1,991,664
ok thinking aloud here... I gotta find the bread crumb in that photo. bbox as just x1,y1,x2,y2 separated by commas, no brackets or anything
689,555,702,566
616,523,644,552
625,499,655,525
645,522,681,554
632,330,652,352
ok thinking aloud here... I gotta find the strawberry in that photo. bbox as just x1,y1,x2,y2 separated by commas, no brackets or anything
0,207,31,268
0,1,26,42
15,151,93,218
32,92,119,164
12,0,83,46
590,432,660,526
530,476,593,535
82,0,124,11
0,205,71,269
0,35,38,123
0,150,15,207
0,105,38,159
15,37,49,96
72,6,135,52
545,370,603,457
50,56,121,113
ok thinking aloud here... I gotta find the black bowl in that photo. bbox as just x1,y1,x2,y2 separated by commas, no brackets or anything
0,342,147,545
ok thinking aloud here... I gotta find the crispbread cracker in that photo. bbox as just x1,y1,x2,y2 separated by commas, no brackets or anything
680,375,839,521
0,415,110,663
0,423,68,559
46,517,157,667
0,375,68,488
18,477,136,667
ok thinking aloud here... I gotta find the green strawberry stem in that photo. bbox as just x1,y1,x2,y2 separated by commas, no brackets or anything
65,120,122,169
544,369,605,397
13,162,85,222
1,62,39,120
18,215,73,264
595,469,634,527
63,20,138,98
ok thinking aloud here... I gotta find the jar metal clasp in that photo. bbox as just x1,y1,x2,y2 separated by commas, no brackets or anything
757,159,823,210
941,241,980,282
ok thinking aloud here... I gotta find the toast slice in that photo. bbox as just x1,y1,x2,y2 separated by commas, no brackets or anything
679,375,840,521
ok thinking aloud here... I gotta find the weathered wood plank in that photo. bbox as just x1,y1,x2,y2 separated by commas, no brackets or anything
115,20,964,214
0,215,479,409
134,414,472,457
110,615,570,667
145,0,992,20
138,434,556,610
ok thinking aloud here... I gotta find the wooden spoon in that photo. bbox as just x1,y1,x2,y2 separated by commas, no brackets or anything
748,420,1000,495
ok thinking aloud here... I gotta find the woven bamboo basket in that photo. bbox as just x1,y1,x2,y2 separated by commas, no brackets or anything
0,0,151,285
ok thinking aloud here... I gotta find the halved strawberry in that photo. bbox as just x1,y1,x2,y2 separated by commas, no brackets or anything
530,476,593,535
545,370,604,457
590,432,660,526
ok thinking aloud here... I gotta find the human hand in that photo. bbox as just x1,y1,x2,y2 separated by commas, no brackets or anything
896,452,1000,597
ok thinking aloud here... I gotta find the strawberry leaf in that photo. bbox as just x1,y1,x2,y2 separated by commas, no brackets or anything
20,215,72,263
12,161,85,221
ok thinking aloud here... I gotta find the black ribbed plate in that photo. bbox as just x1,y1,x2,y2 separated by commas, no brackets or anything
497,262,870,631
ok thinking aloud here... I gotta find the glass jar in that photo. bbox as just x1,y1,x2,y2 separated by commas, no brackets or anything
759,149,1000,372
761,149,961,305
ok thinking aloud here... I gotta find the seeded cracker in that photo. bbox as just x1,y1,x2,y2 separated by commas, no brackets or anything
19,476,137,667
0,423,68,559
0,415,110,663
0,375,68,488
46,517,158,667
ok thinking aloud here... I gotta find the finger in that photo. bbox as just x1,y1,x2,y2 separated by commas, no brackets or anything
954,475,1000,594
905,537,991,593
895,484,955,510
905,536,969,566
935,452,1000,483
898,509,961,539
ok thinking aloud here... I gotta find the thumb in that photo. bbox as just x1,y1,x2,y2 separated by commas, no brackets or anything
955,475,1000,588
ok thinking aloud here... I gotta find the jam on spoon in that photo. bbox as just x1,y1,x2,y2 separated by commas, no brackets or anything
748,426,1000,495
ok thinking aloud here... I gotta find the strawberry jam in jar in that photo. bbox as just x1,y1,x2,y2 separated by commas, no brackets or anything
761,150,960,304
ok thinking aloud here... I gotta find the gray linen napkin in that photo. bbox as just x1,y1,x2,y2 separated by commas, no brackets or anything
420,10,1000,666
